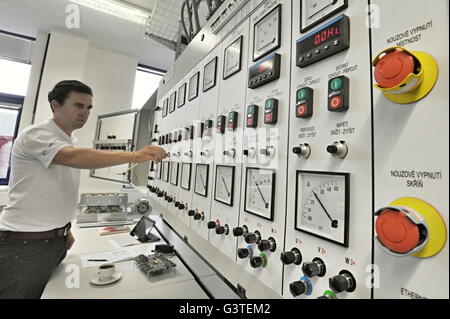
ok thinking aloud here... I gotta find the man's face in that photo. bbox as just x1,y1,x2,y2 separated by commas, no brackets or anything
52,91,93,131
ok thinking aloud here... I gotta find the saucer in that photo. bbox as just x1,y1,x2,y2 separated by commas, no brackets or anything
90,272,122,286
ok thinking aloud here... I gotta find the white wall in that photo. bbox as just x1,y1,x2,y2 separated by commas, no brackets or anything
78,45,138,193
20,29,138,195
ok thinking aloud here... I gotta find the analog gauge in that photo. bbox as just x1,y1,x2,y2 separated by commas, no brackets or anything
253,4,281,61
214,165,235,206
295,171,350,246
203,56,218,92
300,0,348,33
188,72,200,101
162,98,168,118
194,164,209,197
181,163,192,190
223,36,242,80
244,168,276,220
162,161,170,182
177,83,186,108
170,162,179,185
169,91,176,113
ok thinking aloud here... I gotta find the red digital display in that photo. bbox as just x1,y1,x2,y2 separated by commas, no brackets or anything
314,26,341,45
297,16,349,56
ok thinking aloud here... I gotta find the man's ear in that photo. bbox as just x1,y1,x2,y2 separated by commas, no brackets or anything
50,100,61,112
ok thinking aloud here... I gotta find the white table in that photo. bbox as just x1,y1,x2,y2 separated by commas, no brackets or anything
42,221,209,299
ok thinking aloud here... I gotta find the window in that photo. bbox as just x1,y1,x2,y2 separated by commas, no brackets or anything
0,58,31,185
131,65,164,109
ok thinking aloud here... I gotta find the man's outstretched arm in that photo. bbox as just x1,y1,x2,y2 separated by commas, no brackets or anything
52,145,167,169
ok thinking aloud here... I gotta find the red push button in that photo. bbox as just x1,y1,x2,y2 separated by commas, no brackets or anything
330,96,342,109
375,209,420,253
265,114,272,122
374,49,415,88
297,104,307,116
247,119,253,126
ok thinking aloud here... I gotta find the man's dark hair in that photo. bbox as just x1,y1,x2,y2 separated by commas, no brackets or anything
48,80,93,112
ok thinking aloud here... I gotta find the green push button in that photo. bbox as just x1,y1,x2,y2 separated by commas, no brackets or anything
297,88,307,100
266,99,273,109
331,77,342,90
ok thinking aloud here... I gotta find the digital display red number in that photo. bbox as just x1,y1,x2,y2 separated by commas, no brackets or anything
314,26,341,45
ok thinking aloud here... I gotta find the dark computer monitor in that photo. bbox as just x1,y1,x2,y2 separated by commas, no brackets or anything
130,216,160,243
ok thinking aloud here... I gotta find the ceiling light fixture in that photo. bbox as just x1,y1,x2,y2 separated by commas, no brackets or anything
69,0,152,25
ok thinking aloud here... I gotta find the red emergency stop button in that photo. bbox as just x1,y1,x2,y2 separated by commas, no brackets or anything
375,208,420,254
374,49,415,88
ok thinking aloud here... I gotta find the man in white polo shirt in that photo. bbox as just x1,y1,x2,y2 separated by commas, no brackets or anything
0,80,166,299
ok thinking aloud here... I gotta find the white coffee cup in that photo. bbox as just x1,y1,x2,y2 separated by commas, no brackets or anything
96,263,115,281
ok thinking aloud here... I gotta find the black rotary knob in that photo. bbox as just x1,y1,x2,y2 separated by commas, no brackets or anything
280,248,302,265
289,280,307,297
237,248,250,259
243,149,249,156
258,240,271,251
292,147,302,154
194,212,203,220
207,221,217,229
157,191,163,197
245,233,257,244
216,225,228,235
327,145,338,154
329,271,356,293
233,227,244,237
187,210,195,216
302,258,326,278
250,256,263,268
167,197,173,203
148,177,154,180
258,237,276,252
151,138,157,142
174,201,180,207
178,204,185,210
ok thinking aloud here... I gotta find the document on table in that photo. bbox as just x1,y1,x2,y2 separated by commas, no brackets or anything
80,249,134,268
109,234,141,248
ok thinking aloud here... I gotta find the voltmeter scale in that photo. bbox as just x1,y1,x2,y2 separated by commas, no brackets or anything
295,171,350,246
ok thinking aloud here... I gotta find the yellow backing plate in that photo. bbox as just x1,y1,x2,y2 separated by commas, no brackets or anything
382,52,439,104
389,197,447,258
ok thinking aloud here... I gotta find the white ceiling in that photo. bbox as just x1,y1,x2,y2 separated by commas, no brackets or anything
0,0,178,71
